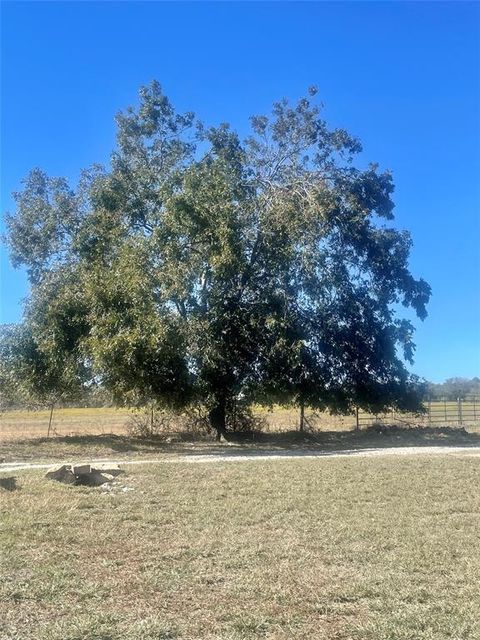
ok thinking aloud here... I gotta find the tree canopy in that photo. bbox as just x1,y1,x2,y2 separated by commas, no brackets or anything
3,81,431,437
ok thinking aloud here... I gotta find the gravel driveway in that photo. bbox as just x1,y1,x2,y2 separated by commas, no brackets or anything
1,445,480,473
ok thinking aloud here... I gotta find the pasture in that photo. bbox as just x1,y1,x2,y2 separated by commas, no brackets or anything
0,406,350,442
2,403,480,465
2,401,479,443
1,455,480,639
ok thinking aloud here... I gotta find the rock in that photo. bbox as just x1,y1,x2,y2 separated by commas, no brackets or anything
75,470,111,487
72,463,91,476
92,463,124,477
0,476,17,491
45,462,124,487
45,464,76,485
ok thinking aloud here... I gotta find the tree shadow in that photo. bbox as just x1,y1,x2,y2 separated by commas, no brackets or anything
0,476,18,491
225,425,480,453
3,432,215,456
2,426,479,461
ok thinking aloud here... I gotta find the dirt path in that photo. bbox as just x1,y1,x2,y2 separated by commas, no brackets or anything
1,445,480,473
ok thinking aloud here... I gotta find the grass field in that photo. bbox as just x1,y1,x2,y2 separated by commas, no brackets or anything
0,406,355,441
0,407,133,441
1,402,479,443
1,455,479,639
1,403,479,465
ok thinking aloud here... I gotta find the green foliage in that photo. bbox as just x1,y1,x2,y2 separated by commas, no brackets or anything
3,81,431,434
0,321,86,411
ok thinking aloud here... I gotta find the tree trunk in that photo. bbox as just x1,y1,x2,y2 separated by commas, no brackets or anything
209,397,227,441
299,400,305,432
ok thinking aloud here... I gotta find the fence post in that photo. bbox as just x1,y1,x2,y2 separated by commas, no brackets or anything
458,397,463,426
444,398,447,422
47,402,55,438
428,397,431,426
355,407,359,431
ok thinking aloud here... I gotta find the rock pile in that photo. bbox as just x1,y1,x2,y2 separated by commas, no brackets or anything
45,463,124,486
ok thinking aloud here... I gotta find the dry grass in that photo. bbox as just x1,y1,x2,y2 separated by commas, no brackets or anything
2,403,479,444
0,407,133,441
1,405,348,441
2,404,479,469
1,425,479,466
1,455,479,639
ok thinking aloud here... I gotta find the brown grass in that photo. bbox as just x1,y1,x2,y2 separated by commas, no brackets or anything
1,425,479,466
0,407,133,441
2,405,347,441
1,455,479,639
2,404,479,444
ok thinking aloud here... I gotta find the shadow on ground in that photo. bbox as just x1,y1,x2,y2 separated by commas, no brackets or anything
0,476,18,490
1,425,479,463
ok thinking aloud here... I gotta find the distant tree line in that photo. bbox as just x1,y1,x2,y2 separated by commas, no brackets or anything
426,377,480,401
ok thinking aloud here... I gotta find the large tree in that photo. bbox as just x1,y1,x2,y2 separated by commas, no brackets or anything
4,82,430,438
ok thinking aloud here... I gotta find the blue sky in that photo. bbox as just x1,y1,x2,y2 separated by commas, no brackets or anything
1,1,479,382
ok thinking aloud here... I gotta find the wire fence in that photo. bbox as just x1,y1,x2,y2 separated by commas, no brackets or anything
1,398,479,441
